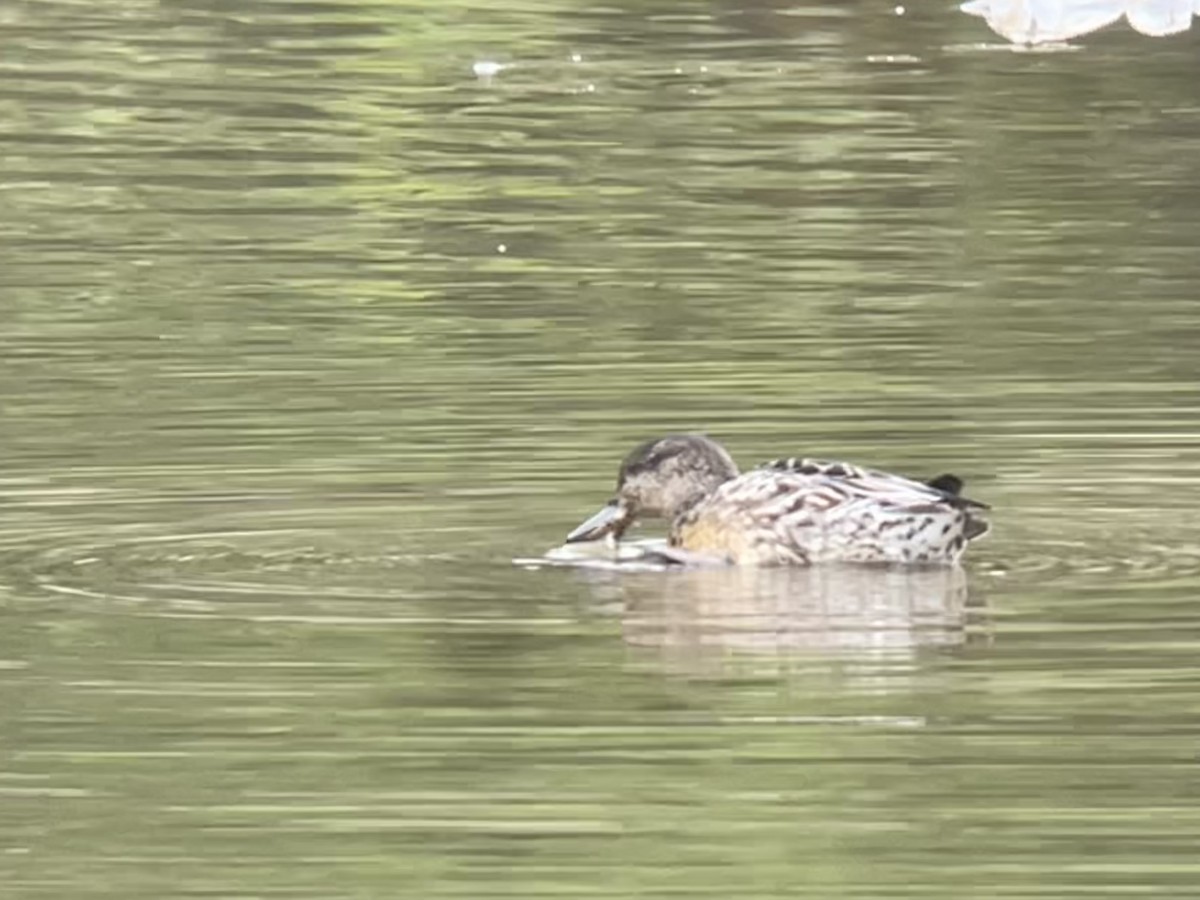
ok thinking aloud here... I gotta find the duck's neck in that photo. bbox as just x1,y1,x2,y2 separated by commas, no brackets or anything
666,468,735,521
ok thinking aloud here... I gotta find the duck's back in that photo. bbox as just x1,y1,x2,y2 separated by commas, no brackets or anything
670,459,989,566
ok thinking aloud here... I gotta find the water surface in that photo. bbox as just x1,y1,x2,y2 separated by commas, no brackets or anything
2,2,1200,897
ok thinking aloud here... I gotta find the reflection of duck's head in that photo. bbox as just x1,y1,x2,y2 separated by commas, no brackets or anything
566,435,738,544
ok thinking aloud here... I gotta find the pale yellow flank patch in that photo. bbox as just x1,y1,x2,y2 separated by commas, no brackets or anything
674,517,749,560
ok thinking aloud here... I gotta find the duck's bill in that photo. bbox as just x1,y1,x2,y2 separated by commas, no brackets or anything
565,500,630,543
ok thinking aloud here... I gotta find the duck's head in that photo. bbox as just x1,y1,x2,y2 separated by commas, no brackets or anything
565,434,739,544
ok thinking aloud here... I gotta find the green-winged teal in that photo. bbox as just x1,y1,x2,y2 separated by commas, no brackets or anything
566,434,989,566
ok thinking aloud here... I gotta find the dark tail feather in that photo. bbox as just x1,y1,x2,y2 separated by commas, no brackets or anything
964,515,991,541
926,474,963,495
926,473,991,511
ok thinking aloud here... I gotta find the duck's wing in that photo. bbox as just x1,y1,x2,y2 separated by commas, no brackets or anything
722,458,991,563
674,459,989,565
758,457,989,511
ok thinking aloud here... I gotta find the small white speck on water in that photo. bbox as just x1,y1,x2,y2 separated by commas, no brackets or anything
472,60,505,78
570,52,582,63
895,5,905,14
674,66,683,74
497,244,507,254
699,65,708,72
585,83,595,92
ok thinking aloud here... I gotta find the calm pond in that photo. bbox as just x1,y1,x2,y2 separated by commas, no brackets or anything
2,2,1199,898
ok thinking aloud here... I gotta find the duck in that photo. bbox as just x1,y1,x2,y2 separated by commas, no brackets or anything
565,434,989,566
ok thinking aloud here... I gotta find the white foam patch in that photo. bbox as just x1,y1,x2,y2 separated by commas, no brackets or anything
961,0,1198,43
513,538,674,572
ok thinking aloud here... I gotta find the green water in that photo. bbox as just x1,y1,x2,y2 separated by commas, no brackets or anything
3,2,1200,897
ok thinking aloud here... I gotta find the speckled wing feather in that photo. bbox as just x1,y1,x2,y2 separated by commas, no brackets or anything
676,458,989,566
760,458,988,507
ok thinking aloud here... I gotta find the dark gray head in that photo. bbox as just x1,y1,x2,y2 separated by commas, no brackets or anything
565,434,739,544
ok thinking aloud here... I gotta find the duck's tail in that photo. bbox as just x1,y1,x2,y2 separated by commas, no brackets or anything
963,514,991,541
926,473,990,510
927,473,991,542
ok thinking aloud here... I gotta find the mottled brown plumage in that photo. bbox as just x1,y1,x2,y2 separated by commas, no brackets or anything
566,434,989,566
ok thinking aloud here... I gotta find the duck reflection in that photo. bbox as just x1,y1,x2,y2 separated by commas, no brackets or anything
548,554,986,675
622,564,970,654
517,541,988,674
